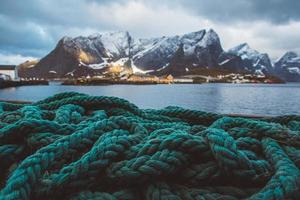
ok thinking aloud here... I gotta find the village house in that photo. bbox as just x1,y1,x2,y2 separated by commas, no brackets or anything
159,74,174,83
0,65,18,80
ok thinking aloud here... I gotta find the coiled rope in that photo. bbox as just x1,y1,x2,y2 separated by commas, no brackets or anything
0,92,299,200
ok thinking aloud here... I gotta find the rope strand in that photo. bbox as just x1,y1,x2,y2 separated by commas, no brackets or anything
0,92,299,200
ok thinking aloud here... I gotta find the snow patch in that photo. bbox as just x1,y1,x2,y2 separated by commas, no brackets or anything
288,67,300,74
255,69,264,76
218,59,231,65
254,59,260,66
99,31,130,56
78,58,109,69
88,63,107,69
65,70,75,76
290,57,300,63
241,54,248,60
112,58,129,66
131,62,154,74
156,63,169,71
26,65,35,69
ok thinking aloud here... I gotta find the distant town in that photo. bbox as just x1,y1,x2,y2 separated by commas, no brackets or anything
0,62,284,89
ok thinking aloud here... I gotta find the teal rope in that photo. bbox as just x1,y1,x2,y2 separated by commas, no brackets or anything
249,138,300,199
0,92,299,200
205,128,270,180
54,104,85,124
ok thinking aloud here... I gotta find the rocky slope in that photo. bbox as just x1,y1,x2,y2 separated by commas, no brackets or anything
274,52,300,82
218,43,274,76
133,29,223,75
21,31,132,78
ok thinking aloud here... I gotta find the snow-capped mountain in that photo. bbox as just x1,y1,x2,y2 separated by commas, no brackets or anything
19,29,299,81
64,31,131,59
132,29,223,74
219,43,273,76
274,52,300,81
21,31,133,78
20,29,223,78
131,36,180,71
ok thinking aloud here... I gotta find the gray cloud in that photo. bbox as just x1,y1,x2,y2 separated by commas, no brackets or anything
0,0,299,64
0,14,54,56
170,0,300,24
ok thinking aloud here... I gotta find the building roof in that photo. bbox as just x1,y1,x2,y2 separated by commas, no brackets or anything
0,65,16,70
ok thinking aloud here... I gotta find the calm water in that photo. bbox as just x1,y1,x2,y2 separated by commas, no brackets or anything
0,82,299,116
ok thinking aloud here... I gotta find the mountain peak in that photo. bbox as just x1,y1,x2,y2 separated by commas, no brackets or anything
276,51,299,65
206,28,218,35
100,31,130,38
225,42,273,75
231,43,251,52
228,43,262,59
86,31,129,38
282,51,298,59
274,51,300,81
60,36,72,44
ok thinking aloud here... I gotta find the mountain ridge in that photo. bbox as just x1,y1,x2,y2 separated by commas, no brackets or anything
19,29,300,82
274,51,300,81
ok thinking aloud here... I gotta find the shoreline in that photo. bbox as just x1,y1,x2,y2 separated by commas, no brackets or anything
0,80,289,89
61,79,285,86
0,80,49,89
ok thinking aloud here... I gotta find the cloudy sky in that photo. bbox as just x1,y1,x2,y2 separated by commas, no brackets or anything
0,0,300,64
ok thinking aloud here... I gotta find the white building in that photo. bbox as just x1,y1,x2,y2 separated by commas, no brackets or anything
0,65,18,80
